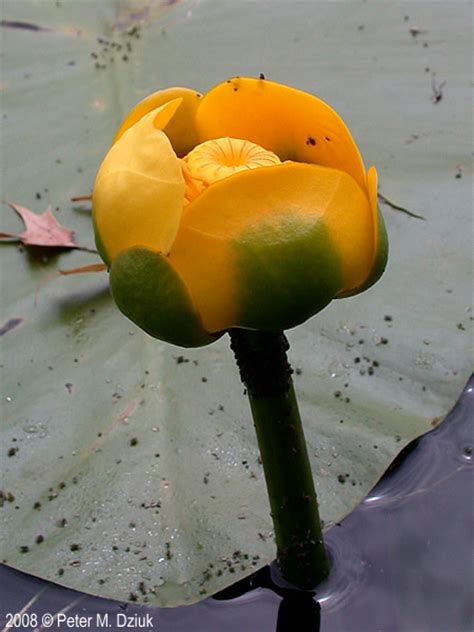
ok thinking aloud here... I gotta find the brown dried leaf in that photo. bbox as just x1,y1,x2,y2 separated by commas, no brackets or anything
2,202,76,247
1,202,96,251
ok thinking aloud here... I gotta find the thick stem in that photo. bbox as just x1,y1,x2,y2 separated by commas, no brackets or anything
229,329,329,589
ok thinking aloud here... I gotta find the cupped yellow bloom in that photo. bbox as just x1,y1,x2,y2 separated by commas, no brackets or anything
93,77,388,347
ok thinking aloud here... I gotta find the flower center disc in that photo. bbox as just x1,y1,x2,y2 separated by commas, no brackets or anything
183,137,281,193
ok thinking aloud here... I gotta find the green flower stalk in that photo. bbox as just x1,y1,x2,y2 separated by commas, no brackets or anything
230,329,329,587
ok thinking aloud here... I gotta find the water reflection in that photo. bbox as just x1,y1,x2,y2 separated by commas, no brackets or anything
213,565,321,632
276,595,320,632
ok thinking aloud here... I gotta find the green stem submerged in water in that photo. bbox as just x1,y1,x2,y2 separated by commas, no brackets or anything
229,329,329,589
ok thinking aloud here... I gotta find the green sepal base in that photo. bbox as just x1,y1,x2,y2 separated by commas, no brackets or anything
235,216,343,330
110,247,220,348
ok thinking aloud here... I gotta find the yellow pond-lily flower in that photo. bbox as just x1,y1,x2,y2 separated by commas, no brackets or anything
93,77,388,347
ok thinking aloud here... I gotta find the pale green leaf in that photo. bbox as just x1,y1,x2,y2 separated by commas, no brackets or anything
1,0,471,606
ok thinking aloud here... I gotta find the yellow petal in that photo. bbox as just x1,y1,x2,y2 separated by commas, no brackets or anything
169,162,374,333
93,101,185,262
113,87,203,157
195,77,367,191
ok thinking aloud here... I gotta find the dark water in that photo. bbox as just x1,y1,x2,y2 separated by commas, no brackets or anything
1,378,472,632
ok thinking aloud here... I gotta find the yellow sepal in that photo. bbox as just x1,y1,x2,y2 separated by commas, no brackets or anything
113,87,202,157
170,162,374,332
93,101,185,262
195,77,367,191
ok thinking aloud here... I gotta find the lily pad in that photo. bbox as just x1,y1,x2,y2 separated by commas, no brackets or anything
1,0,471,607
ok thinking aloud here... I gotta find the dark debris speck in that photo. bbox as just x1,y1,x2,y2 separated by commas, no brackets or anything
175,355,189,364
